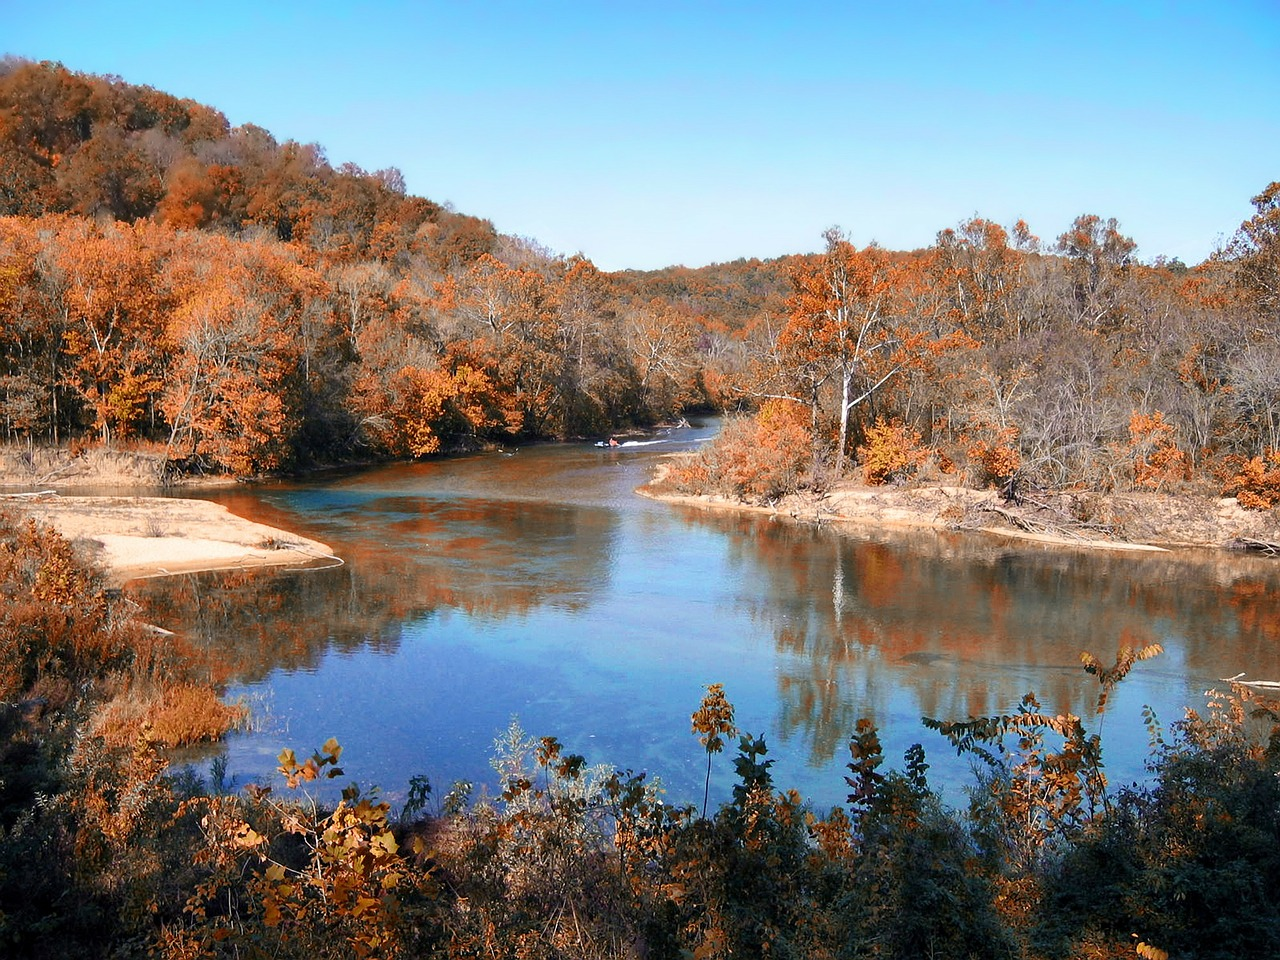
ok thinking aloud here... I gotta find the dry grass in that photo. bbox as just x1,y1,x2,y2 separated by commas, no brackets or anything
91,683,248,748
0,441,171,488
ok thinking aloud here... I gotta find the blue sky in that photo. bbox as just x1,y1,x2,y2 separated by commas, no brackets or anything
5,1,1277,270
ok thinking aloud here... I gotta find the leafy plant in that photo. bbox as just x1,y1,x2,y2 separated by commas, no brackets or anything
1230,448,1280,509
857,416,927,485
691,683,737,819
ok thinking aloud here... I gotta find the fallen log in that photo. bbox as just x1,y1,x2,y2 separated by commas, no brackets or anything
1221,672,1280,690
1226,537,1280,557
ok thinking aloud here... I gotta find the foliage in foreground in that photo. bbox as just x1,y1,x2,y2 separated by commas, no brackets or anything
3,514,1280,958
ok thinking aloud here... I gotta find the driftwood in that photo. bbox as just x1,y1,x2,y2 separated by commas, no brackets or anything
0,490,58,500
970,500,1120,543
1221,673,1280,691
1226,537,1280,557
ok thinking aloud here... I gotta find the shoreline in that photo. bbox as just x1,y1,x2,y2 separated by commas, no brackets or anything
638,461,1280,555
4,444,1279,587
0,493,338,585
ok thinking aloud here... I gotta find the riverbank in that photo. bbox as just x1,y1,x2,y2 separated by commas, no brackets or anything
0,493,337,585
639,458,1280,553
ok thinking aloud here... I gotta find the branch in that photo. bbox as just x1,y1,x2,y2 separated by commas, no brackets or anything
842,366,901,413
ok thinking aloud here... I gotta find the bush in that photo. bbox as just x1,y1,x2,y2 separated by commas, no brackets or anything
965,424,1021,488
1230,449,1280,509
1127,411,1190,491
667,401,812,503
857,417,927,485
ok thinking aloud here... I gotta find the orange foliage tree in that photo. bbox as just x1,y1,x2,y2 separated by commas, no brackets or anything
45,219,171,444
782,229,904,476
668,399,812,503
966,424,1022,488
160,235,311,474
1231,449,1280,510
857,417,927,485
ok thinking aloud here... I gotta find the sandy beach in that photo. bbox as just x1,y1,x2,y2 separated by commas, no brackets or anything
0,493,337,584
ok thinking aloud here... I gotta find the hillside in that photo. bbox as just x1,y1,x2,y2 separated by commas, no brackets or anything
1,58,1277,508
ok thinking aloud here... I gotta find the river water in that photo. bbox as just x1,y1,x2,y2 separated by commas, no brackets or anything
130,418,1280,811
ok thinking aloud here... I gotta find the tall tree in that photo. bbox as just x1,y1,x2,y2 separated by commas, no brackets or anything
1230,181,1280,324
1056,214,1137,330
783,229,903,476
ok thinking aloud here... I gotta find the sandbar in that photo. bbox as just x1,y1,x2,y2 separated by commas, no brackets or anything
0,494,337,584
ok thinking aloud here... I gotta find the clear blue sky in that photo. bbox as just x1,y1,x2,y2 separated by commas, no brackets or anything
5,1,1277,270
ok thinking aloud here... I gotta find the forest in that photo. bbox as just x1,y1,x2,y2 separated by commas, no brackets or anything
2,57,1280,958
1,58,1277,505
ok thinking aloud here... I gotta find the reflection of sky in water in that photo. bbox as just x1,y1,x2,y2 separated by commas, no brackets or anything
137,420,1280,811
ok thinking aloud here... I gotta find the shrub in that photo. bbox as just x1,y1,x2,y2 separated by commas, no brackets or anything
965,424,1021,488
91,683,246,748
667,401,811,503
1230,449,1280,509
1128,410,1190,490
857,417,927,485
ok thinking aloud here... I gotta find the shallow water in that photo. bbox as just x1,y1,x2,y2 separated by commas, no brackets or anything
130,419,1280,811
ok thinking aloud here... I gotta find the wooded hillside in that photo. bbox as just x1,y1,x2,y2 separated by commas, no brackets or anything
1,57,1276,500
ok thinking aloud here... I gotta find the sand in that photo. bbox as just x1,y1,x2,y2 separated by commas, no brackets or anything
0,493,338,584
639,460,1280,554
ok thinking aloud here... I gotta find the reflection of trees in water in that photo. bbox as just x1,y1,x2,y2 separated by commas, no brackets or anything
129,566,410,685
690,513,1280,765
130,492,620,685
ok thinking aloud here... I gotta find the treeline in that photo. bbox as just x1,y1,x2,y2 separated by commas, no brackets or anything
2,512,1279,959
0,57,488,260
0,215,723,474
2,56,1278,501
0,59,730,474
671,196,1280,507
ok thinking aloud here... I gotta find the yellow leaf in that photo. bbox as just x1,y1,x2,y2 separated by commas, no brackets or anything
233,822,264,848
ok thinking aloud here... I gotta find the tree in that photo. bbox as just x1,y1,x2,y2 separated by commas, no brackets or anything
932,216,1026,339
47,219,170,444
55,123,164,221
160,235,306,474
1056,214,1137,330
1229,181,1280,322
782,229,904,476
625,297,699,420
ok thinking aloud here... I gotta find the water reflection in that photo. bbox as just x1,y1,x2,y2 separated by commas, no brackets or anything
129,425,1280,809
674,508,1280,787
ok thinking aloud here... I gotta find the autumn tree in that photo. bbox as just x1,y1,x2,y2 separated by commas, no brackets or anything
780,229,905,476
1056,214,1137,330
54,123,164,221
1230,181,1280,322
625,297,699,420
931,217,1028,340
552,256,631,433
42,219,171,443
160,235,308,474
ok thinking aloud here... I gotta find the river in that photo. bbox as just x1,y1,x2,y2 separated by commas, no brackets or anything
129,418,1280,811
